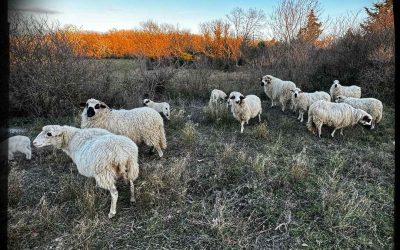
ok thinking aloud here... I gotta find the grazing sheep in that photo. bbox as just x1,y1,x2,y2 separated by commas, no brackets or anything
291,88,331,122
209,89,227,106
335,95,383,129
33,125,139,218
306,100,373,138
80,98,167,157
143,98,171,120
1,135,31,160
329,80,361,101
260,75,296,112
228,91,262,133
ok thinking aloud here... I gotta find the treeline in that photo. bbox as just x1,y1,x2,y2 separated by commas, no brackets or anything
8,0,394,116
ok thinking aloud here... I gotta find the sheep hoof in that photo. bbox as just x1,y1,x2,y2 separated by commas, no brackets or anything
130,197,136,203
108,212,116,219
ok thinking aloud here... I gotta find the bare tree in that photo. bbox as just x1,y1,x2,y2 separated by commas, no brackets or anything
226,7,266,43
268,0,321,44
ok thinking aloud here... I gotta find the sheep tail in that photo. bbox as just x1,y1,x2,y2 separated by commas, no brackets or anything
306,113,316,134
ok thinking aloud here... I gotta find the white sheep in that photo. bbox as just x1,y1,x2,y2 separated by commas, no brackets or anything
329,80,361,101
335,95,383,129
33,125,139,218
306,100,373,138
260,75,296,112
228,91,262,133
209,89,227,106
80,98,167,157
143,98,171,120
1,135,31,160
291,88,331,122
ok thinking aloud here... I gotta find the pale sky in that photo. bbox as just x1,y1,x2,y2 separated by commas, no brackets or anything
9,0,375,36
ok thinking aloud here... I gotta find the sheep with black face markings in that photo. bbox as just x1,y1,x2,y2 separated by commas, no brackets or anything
33,125,139,218
329,80,361,101
80,98,166,157
335,95,383,129
291,88,331,122
306,100,373,138
260,75,296,112
143,98,171,120
228,91,262,133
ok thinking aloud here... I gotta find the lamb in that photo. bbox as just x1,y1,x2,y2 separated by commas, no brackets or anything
143,98,171,120
209,89,227,106
1,135,31,160
306,100,373,138
33,125,139,218
335,95,383,129
260,75,296,112
329,80,361,101
291,88,331,122
80,98,167,157
228,91,262,133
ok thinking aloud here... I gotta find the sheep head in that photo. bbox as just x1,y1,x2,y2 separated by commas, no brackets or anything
260,75,272,86
33,125,65,148
81,98,110,119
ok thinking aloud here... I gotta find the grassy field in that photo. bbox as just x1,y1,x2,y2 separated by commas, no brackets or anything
7,68,394,249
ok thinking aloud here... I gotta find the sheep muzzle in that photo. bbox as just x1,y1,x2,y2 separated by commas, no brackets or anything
87,107,95,117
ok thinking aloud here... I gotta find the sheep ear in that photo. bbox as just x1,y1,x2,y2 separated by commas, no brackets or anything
290,89,294,92
299,90,303,93
79,102,86,108
100,103,108,109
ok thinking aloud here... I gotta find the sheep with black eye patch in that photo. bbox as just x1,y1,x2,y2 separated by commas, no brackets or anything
228,91,262,133
80,98,167,157
335,95,383,129
260,74,296,112
33,125,139,218
143,98,171,120
306,100,373,138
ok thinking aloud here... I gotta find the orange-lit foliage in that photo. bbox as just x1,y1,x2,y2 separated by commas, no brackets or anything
60,29,243,60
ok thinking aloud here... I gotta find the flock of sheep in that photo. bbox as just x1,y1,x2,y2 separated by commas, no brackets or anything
209,75,383,137
3,74,383,218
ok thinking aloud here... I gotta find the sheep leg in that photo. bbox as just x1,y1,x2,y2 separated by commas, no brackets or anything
317,123,323,138
25,145,31,160
108,186,118,218
371,122,375,129
300,112,304,123
340,128,344,136
240,121,245,133
297,112,301,120
258,113,261,123
331,128,337,137
154,145,163,158
8,152,13,161
129,180,136,203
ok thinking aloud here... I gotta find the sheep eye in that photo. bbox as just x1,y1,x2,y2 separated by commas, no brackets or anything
47,132,52,136
230,96,235,99
95,104,100,109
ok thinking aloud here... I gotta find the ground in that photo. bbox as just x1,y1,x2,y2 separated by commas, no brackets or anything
7,95,394,249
